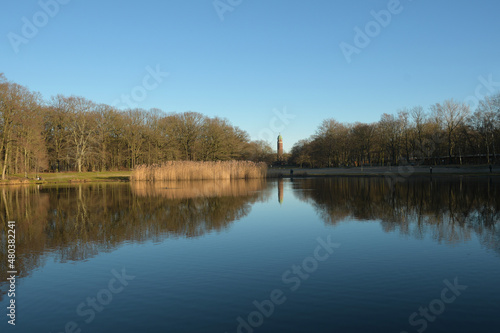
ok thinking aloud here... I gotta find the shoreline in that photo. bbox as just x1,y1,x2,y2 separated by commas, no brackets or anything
1,165,499,185
268,165,500,178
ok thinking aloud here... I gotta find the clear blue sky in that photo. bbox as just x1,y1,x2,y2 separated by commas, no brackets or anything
2,0,500,152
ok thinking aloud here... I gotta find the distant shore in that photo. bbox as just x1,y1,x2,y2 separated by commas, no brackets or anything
268,165,500,178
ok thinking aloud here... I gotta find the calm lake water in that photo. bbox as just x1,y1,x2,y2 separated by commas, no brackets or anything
1,177,500,333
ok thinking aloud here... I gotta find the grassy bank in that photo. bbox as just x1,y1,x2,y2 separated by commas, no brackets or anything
131,161,267,181
0,171,132,185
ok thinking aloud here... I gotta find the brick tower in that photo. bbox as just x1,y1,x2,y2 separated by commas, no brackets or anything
277,134,283,161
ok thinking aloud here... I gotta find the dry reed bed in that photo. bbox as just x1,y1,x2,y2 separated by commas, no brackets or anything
131,161,267,181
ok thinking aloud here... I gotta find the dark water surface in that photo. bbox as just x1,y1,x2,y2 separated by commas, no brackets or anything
1,177,499,333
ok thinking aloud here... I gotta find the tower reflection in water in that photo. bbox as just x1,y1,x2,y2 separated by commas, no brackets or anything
278,178,284,204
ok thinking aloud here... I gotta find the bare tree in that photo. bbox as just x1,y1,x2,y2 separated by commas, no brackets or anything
290,139,313,168
171,112,205,161
314,119,347,167
55,96,99,172
398,109,411,163
122,109,147,169
0,77,44,178
94,104,120,171
431,99,470,161
245,140,275,164
378,113,401,165
16,90,46,177
45,98,71,171
410,106,426,158
351,122,376,166
0,76,18,179
470,94,500,163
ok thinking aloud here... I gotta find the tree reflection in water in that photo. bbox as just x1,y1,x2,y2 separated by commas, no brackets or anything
1,177,499,303
293,177,500,250
0,180,269,301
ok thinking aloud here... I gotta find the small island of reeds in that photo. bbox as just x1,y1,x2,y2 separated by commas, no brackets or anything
131,161,267,181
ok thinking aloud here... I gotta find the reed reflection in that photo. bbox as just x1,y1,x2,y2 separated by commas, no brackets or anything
0,180,268,301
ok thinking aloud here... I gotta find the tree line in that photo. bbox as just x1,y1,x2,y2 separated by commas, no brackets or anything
290,96,500,168
0,74,274,178
3,73,499,177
